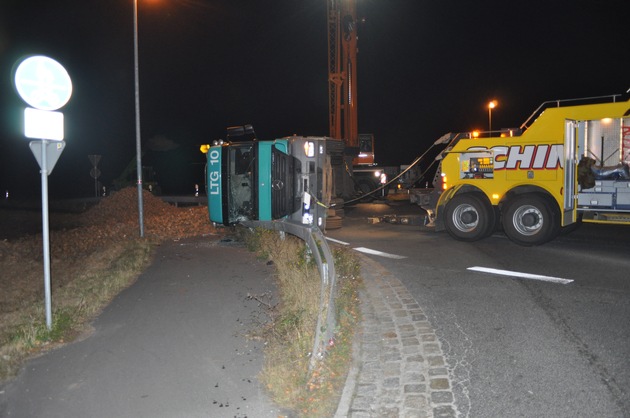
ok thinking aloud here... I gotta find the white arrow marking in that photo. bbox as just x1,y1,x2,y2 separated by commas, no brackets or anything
467,266,574,285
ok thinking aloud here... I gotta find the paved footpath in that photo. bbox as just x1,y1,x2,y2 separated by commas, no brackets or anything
336,255,458,418
0,236,287,418
1,234,458,418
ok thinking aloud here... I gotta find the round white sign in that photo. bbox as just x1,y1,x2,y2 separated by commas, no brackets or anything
14,55,73,111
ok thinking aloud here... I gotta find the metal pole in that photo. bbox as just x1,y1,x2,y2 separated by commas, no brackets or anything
40,140,53,330
488,107,492,133
134,0,145,237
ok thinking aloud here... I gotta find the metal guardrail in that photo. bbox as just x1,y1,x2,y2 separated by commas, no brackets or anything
242,219,337,373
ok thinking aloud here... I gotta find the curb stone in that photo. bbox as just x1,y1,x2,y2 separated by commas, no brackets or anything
336,255,458,418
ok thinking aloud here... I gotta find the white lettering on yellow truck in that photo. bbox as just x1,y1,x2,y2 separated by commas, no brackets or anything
469,144,564,170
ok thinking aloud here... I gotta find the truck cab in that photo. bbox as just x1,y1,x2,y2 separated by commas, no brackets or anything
203,136,337,229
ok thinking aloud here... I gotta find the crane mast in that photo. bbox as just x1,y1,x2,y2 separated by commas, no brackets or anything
328,0,372,164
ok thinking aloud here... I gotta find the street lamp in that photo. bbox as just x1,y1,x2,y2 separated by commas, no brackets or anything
133,0,145,237
488,100,497,134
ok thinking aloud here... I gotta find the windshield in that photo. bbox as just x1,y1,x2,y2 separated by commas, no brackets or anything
227,143,257,224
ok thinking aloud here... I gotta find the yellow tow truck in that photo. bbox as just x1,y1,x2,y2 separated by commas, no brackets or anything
416,90,630,245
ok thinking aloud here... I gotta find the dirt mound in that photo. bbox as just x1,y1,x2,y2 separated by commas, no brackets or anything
80,188,173,226
0,188,217,316
80,187,215,239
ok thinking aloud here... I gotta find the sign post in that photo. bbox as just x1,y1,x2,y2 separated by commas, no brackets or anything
14,55,72,330
88,155,102,197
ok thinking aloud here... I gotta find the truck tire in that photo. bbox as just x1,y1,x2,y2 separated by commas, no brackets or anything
330,197,345,210
328,197,345,218
501,195,559,246
325,216,343,230
444,194,495,241
328,208,345,218
357,180,376,202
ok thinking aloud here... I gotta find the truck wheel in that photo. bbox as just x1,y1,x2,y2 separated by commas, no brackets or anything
444,194,495,241
357,180,377,202
328,198,345,218
330,197,345,210
328,208,345,218
325,216,343,230
502,195,559,246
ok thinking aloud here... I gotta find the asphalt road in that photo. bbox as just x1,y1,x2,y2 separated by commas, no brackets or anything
0,236,285,418
327,201,630,418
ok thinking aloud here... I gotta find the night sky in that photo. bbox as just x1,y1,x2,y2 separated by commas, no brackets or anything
1,0,628,198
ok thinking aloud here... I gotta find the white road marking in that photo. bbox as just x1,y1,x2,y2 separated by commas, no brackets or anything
325,238,406,259
353,247,407,259
325,237,350,246
467,266,574,285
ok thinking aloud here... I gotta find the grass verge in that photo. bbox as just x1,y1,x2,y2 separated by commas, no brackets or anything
0,238,154,381
241,227,363,417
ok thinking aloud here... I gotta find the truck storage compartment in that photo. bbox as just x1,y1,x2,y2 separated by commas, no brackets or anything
614,180,630,190
617,194,630,206
581,179,616,193
616,182,630,207
578,192,613,207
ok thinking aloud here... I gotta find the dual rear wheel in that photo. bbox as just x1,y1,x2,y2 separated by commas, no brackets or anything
501,195,560,245
444,194,496,241
444,193,560,246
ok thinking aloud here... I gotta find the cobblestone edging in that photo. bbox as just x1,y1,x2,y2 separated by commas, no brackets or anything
341,255,458,418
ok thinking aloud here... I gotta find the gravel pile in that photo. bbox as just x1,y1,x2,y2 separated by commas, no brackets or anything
80,187,215,239
0,188,217,316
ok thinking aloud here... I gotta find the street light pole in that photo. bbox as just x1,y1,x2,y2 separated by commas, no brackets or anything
133,0,145,237
488,100,497,133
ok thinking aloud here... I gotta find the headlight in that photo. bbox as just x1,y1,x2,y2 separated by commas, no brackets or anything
304,141,315,157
